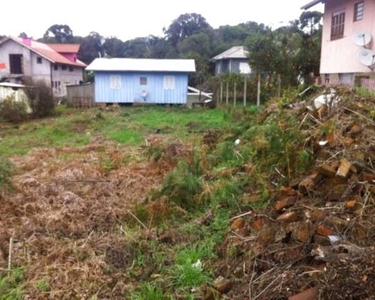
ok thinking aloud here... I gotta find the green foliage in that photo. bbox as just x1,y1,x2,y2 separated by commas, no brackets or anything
0,269,25,300
161,160,202,209
0,95,29,123
355,86,375,97
42,24,74,43
0,156,14,187
34,279,50,292
131,283,166,300
172,245,212,288
24,80,55,118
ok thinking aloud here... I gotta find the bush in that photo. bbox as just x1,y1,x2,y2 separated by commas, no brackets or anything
24,79,55,118
0,95,29,123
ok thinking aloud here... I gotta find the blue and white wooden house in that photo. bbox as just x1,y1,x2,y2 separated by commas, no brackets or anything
86,58,196,104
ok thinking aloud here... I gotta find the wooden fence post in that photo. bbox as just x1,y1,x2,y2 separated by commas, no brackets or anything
234,83,237,107
257,75,261,107
220,81,223,103
244,79,247,107
226,82,229,105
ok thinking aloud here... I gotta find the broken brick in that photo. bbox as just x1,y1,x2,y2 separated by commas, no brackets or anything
345,200,357,209
336,158,354,179
288,287,319,300
327,184,347,201
317,164,337,178
280,186,297,196
292,221,312,242
277,211,301,223
359,172,375,183
214,278,233,294
299,173,320,194
251,219,263,231
316,225,334,237
275,196,297,211
349,124,362,137
231,218,246,230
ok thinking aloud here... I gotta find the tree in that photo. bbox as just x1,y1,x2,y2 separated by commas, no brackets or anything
164,13,211,46
18,32,29,39
79,32,104,64
43,24,74,43
123,37,151,58
299,11,323,35
102,37,124,58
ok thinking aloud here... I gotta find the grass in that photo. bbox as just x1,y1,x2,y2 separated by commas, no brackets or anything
0,269,25,300
0,106,226,156
0,156,14,187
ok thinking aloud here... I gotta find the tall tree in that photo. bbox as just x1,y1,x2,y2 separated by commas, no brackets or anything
164,13,211,46
43,24,74,43
79,32,104,64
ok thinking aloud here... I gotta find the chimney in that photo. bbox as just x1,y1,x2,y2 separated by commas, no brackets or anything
22,38,31,47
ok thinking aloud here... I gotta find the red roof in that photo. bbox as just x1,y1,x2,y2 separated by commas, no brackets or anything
47,44,80,53
1,37,86,68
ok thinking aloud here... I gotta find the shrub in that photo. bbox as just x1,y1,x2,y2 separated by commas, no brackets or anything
0,95,29,123
24,79,55,118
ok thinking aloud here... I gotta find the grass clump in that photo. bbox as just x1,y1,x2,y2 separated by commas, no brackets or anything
130,283,166,300
0,269,25,300
0,156,14,187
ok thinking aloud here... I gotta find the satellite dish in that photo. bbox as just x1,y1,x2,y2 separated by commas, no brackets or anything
353,31,372,47
358,49,375,67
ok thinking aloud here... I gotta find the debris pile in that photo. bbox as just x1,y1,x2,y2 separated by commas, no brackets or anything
214,88,375,299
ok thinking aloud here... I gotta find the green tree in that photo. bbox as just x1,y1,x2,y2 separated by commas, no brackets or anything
164,13,211,46
43,24,74,43
79,32,104,64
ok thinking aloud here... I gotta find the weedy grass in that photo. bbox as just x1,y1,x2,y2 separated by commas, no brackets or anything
0,269,25,300
0,156,14,187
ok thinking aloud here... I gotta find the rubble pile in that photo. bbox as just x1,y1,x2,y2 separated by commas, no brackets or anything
215,89,375,299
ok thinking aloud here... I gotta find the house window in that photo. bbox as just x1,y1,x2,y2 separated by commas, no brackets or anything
62,65,67,71
9,54,23,74
54,64,58,71
163,76,175,90
331,10,345,40
110,75,121,89
140,77,147,85
37,57,42,64
354,1,364,21
69,66,74,72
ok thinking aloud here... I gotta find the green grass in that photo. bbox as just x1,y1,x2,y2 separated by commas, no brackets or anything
0,156,14,187
0,269,25,300
0,106,227,156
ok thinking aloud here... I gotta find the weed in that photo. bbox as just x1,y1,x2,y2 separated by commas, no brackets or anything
0,95,29,123
0,268,25,300
0,156,14,187
130,283,166,300
34,278,50,292
161,161,202,209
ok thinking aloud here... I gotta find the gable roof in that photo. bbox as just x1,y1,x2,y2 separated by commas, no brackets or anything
47,44,80,53
86,58,196,73
0,37,86,68
301,0,323,10
211,46,249,61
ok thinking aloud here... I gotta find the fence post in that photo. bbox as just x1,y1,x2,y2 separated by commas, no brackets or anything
234,83,237,107
244,79,247,107
220,81,223,103
257,75,261,107
277,74,281,100
226,82,229,105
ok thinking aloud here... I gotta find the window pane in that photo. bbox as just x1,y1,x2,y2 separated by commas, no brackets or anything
140,77,147,85
110,75,121,89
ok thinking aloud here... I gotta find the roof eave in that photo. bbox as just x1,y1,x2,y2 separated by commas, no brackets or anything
301,0,322,10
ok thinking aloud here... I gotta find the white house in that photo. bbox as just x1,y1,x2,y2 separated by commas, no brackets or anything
211,46,251,76
0,37,86,97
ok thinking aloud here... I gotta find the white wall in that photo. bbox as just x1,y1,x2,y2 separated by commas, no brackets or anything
30,52,52,85
52,65,83,97
0,40,32,78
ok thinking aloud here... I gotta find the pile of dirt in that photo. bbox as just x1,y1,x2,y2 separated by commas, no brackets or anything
212,89,375,299
0,142,168,298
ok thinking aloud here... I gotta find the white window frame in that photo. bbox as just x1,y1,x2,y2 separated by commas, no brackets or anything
239,62,251,74
110,75,121,90
163,76,175,90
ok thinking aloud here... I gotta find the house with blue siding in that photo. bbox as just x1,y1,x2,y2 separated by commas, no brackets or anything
86,58,195,104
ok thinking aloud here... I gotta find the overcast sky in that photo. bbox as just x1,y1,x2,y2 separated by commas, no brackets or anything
0,0,323,41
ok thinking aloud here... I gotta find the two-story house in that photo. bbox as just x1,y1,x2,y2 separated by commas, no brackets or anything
302,0,375,86
0,37,86,97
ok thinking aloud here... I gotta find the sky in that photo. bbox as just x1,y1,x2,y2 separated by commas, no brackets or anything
0,0,324,41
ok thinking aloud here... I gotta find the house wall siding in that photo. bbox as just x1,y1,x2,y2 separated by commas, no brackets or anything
321,0,375,74
30,52,52,85
215,58,250,75
95,72,189,104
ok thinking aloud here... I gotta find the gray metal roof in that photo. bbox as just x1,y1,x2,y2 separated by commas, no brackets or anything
211,46,249,61
301,0,323,10
86,58,196,73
